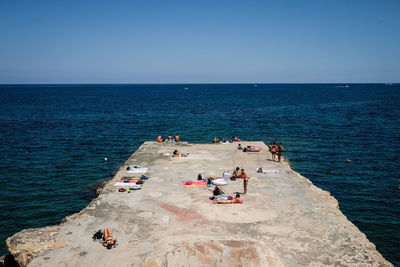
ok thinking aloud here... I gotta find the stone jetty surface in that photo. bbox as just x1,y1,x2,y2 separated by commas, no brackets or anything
6,141,392,266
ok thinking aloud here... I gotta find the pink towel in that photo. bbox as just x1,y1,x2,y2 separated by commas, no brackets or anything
183,181,207,188
247,152,260,154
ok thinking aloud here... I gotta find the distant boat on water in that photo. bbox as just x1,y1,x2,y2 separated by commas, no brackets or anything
335,85,349,88
184,87,189,90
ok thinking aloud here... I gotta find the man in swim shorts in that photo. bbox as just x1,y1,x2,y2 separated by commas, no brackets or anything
239,169,249,194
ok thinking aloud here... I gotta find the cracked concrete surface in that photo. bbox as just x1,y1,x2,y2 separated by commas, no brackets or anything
6,141,392,266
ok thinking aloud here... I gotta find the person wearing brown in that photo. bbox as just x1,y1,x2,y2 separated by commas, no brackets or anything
271,142,277,161
277,143,283,162
102,228,117,249
239,169,249,194
174,135,180,142
232,167,240,178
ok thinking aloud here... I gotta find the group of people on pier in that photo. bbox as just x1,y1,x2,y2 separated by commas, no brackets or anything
212,136,241,143
154,134,284,195
231,167,249,194
269,142,283,162
157,134,179,143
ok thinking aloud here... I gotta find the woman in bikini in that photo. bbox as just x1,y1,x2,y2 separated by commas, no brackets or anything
271,142,277,161
102,228,117,249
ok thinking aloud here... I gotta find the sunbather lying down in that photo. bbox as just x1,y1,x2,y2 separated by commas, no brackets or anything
102,228,117,249
213,193,243,204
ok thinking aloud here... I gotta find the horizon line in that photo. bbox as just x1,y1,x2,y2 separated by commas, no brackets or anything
0,82,398,86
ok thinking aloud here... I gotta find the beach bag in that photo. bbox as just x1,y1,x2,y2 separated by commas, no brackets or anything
213,186,223,196
197,174,202,180
92,230,103,241
257,167,263,173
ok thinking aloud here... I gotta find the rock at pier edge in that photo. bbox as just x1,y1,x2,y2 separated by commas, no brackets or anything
5,141,392,266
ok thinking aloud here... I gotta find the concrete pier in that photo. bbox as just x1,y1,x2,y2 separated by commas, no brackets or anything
6,141,392,266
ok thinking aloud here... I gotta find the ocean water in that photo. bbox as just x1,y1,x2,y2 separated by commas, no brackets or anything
0,84,399,265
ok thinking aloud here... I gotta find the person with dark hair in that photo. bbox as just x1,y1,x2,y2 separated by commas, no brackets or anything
213,193,242,204
271,142,277,161
172,150,180,157
102,228,117,249
231,167,240,180
157,134,163,142
239,169,249,194
232,136,240,142
277,143,283,162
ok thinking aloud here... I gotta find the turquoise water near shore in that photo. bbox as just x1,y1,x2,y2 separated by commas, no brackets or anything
0,84,399,265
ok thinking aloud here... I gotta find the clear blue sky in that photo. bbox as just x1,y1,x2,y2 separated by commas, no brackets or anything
0,0,399,83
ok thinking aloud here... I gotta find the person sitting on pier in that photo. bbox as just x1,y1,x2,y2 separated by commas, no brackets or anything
157,134,163,143
231,167,240,180
172,150,180,157
102,228,117,249
238,169,249,194
166,135,174,143
174,135,180,142
221,137,227,143
232,136,241,142
212,137,219,143
271,142,277,161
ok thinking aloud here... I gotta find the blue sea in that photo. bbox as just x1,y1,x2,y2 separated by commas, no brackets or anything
0,84,399,265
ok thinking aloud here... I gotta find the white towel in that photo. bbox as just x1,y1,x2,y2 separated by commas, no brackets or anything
127,167,148,173
255,168,280,173
113,182,141,187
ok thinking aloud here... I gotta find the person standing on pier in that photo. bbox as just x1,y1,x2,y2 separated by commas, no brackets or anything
277,143,283,162
239,169,249,194
271,142,277,161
